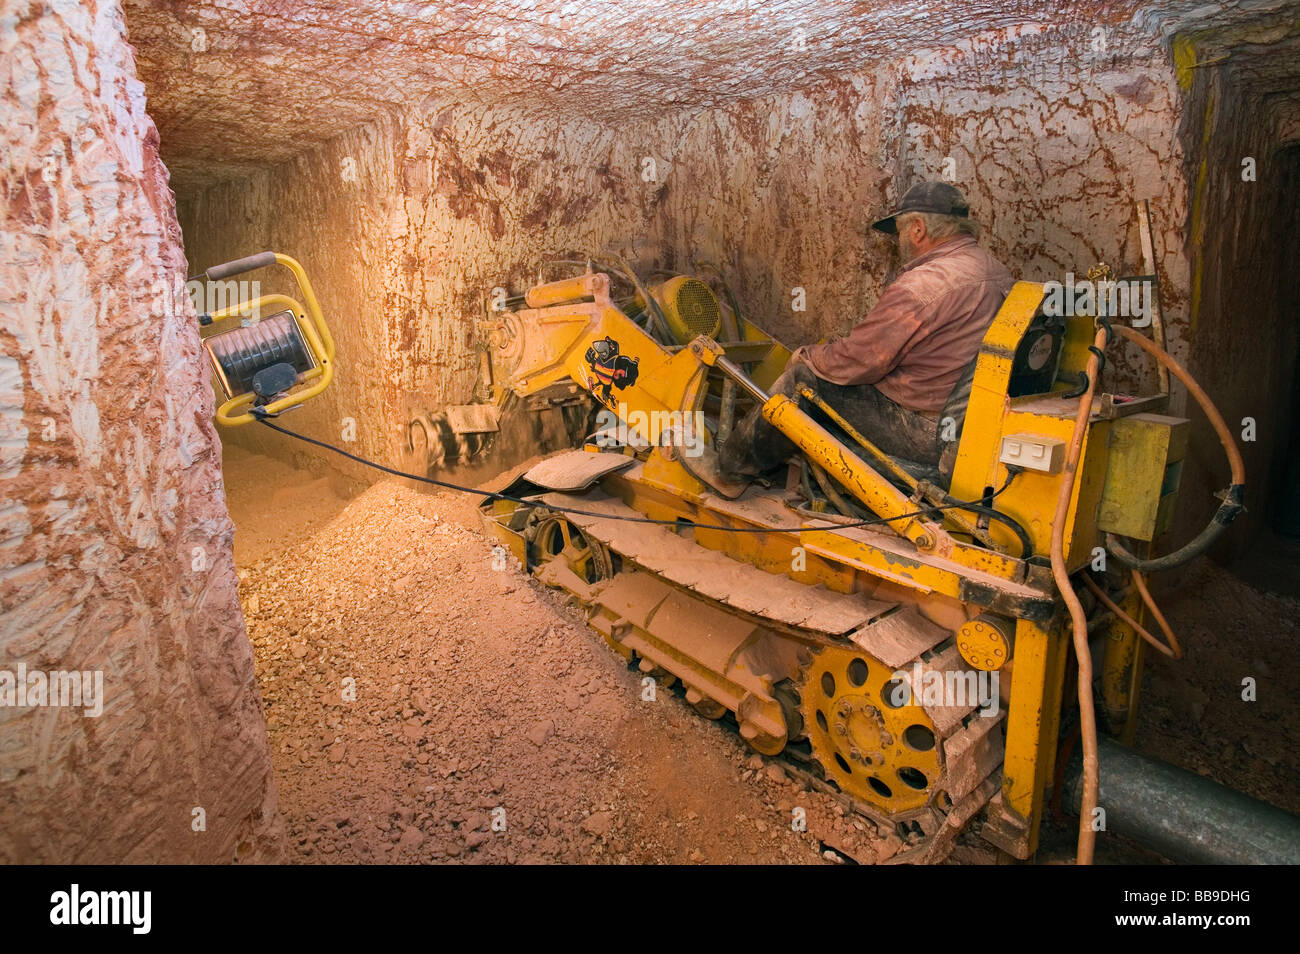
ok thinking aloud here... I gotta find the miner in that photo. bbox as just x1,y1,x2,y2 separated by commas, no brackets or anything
719,181,1015,482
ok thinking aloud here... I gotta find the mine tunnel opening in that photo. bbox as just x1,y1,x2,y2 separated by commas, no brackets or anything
11,1,1300,868
1222,136,1300,593
1175,32,1300,593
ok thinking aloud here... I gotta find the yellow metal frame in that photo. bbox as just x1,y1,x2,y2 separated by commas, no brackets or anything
477,269,1178,858
203,253,336,427
506,271,711,432
494,273,1061,599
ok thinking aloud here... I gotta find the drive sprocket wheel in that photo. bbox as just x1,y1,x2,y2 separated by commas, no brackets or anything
798,644,942,814
526,512,615,585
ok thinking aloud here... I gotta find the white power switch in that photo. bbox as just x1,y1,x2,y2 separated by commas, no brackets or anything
1000,433,1066,473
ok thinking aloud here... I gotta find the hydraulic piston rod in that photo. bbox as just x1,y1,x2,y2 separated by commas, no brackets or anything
710,355,949,552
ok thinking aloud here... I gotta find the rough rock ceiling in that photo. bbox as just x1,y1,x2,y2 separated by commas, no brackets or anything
123,0,1298,191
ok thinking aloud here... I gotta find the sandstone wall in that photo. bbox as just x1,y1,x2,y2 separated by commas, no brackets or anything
178,105,661,472
179,25,1196,482
0,0,280,862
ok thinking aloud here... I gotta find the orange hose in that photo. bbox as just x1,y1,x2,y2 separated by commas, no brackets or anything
1082,573,1182,659
1051,324,1233,864
1111,325,1245,484
1132,570,1182,658
1050,326,1107,866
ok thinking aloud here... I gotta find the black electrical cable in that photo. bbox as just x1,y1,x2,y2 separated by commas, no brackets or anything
940,477,1034,559
1061,371,1090,399
257,418,1022,540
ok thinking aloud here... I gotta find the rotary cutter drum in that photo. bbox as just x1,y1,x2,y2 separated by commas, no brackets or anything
196,251,336,426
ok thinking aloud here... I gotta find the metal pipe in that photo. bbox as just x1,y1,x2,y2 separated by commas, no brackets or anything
713,355,770,403
1065,735,1300,864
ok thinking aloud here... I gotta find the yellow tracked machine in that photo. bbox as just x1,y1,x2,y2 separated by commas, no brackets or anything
409,257,1265,865
197,250,1291,863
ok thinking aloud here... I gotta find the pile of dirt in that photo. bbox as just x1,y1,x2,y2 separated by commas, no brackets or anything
231,458,909,863
1134,558,1300,815
221,443,353,565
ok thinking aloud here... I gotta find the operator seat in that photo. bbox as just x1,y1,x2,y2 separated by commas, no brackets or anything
889,307,1065,489
887,354,979,489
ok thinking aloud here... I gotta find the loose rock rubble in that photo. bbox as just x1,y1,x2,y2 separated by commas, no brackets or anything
231,455,918,864
227,447,1300,865
1135,558,1300,816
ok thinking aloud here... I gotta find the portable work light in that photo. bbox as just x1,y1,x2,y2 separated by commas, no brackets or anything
204,309,318,403
195,251,336,426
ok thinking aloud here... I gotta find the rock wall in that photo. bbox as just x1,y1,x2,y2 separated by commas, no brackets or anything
0,0,281,862
180,25,1196,483
178,105,660,471
1176,42,1300,554
637,27,1190,394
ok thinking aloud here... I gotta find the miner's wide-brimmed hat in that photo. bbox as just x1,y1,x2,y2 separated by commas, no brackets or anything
870,181,972,234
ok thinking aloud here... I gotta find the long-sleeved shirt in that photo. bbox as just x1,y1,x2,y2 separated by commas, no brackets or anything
801,235,1015,413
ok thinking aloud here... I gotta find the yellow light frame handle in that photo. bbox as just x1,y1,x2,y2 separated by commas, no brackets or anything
203,253,336,426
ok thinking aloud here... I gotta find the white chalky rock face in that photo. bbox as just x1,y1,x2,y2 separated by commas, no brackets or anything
120,0,1293,189
2,0,1295,863
155,0,1297,547
0,2,281,862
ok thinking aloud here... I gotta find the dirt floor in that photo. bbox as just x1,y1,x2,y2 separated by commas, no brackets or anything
224,444,899,864
222,442,1300,864
1134,555,1300,816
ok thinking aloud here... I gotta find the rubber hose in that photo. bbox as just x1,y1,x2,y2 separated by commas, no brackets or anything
1051,325,1109,866
1082,573,1181,659
943,498,1034,560
1104,325,1246,571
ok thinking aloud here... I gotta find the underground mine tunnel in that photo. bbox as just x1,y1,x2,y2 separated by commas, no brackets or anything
2,0,1299,878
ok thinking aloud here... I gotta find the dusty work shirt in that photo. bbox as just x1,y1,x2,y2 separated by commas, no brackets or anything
801,235,1015,413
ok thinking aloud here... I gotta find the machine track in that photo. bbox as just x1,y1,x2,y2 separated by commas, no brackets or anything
488,487,1006,863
